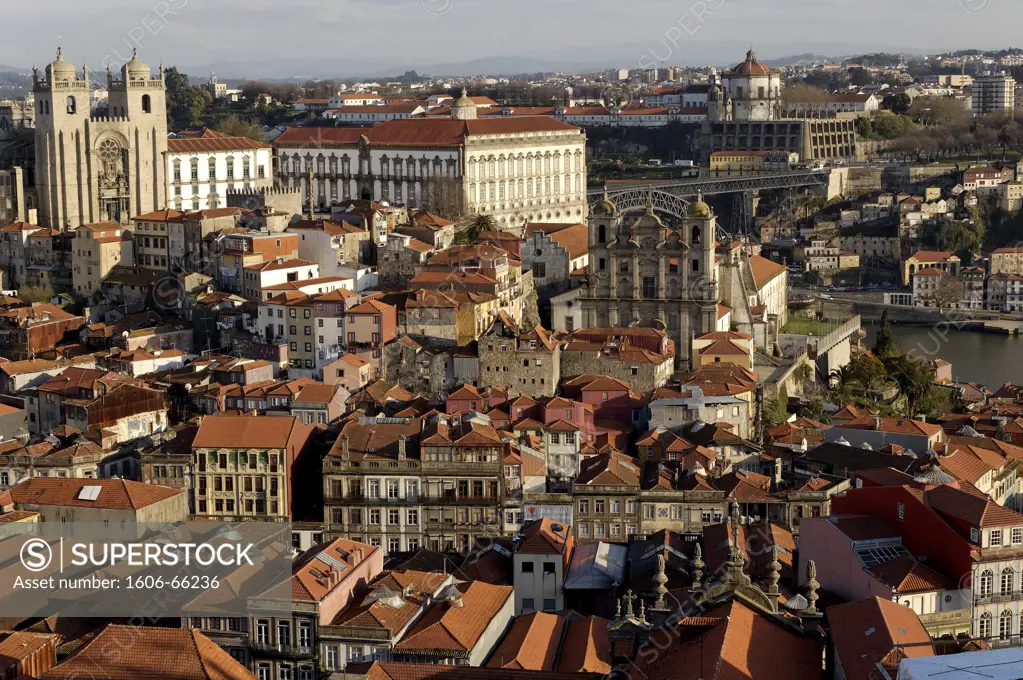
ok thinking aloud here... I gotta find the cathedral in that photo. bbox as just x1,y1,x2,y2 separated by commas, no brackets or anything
33,48,168,229
579,193,719,373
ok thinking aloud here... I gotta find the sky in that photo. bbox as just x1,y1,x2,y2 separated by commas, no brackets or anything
2,0,1021,78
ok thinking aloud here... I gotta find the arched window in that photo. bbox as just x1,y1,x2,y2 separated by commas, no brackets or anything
980,569,994,597
692,225,702,245
979,612,993,638
1002,567,1015,595
66,96,76,115
1000,610,1013,639
142,94,151,113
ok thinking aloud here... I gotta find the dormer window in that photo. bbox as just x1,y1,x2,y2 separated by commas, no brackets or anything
971,527,980,543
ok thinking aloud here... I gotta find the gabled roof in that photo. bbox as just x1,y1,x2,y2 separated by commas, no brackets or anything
517,518,572,555
41,624,255,680
192,414,308,450
10,478,182,511
394,581,513,654
827,597,933,680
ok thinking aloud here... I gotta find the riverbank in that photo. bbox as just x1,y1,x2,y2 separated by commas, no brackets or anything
863,323,1023,387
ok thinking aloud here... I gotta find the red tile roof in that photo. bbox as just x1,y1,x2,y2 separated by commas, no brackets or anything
394,581,513,654
827,597,933,680
192,414,309,450
10,478,182,511
41,624,255,680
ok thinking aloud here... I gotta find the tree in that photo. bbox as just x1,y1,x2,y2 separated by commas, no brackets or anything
846,354,888,390
16,286,54,303
164,67,212,131
999,124,1015,159
856,116,874,139
456,214,498,245
849,67,874,87
881,92,912,115
781,84,833,107
216,115,265,142
873,310,899,359
908,96,966,127
933,274,966,310
770,386,790,426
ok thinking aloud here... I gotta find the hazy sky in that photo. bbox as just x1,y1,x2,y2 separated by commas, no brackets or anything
2,0,1020,77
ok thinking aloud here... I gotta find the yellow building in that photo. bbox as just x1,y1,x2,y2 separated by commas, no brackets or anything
72,221,133,297
903,250,960,285
710,151,766,175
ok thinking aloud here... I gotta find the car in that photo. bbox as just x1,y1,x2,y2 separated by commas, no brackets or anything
819,294,833,300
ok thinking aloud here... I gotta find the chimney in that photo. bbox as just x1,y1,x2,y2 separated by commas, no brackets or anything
873,415,882,431
398,434,407,461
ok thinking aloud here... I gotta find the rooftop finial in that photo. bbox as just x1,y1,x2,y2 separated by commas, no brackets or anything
132,47,138,59
57,47,63,60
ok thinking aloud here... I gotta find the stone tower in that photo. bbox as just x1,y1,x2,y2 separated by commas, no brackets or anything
33,48,168,229
581,192,719,373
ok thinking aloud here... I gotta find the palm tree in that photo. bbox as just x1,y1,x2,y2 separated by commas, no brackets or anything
456,213,498,245
999,124,1014,160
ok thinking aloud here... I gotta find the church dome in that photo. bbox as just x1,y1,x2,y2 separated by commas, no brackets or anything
46,48,77,81
594,190,618,216
451,88,477,120
732,47,771,76
123,49,152,80
690,194,712,218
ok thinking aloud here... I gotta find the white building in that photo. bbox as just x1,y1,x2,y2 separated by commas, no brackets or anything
274,95,588,231
242,258,319,301
166,131,273,211
512,518,572,614
973,73,1017,116
327,92,383,108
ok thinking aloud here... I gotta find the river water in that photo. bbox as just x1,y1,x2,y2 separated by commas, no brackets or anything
862,321,1023,389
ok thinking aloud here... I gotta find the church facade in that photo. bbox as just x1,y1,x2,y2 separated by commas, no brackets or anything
33,49,168,229
579,194,719,373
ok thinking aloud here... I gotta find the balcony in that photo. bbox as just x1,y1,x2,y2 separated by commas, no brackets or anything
975,591,1023,605
251,642,315,659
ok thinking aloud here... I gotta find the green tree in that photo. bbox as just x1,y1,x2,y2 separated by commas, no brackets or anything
873,310,899,359
849,67,873,87
456,214,498,245
856,116,874,139
16,286,54,303
164,67,212,131
882,92,912,115
216,115,265,142
999,124,1015,159
771,386,790,426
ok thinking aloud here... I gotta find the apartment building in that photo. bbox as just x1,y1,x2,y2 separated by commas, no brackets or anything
191,414,313,521
71,221,133,297
323,413,507,554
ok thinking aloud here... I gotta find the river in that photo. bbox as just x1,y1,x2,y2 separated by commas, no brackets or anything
862,322,1023,388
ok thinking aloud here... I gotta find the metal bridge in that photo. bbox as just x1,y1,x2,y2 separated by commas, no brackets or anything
587,170,833,236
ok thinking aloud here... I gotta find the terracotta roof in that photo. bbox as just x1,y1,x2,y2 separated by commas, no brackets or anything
291,538,376,601
41,624,255,680
192,414,308,450
367,663,589,680
576,452,642,487
910,250,953,262
486,612,564,670
167,135,270,153
556,616,611,674
394,580,513,654
869,556,955,594
332,570,450,630
10,478,182,511
517,518,572,555
523,223,589,259
748,255,787,290
628,599,823,680
827,597,933,680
